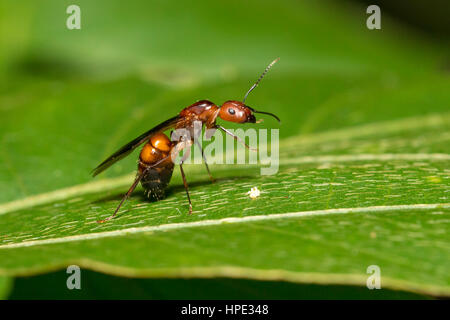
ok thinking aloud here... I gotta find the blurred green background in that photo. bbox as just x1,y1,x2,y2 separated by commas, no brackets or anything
0,0,449,299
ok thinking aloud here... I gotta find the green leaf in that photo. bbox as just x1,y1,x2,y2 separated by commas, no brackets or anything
1,116,449,297
0,0,449,299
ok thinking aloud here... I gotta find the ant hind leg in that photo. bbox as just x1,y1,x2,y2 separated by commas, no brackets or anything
97,171,144,223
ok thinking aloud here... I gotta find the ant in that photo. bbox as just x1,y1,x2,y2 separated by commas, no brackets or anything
92,58,280,223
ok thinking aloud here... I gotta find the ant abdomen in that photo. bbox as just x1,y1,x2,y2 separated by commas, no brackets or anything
138,132,175,201
141,164,174,200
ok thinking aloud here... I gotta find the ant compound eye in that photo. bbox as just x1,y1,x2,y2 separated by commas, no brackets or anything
228,108,235,115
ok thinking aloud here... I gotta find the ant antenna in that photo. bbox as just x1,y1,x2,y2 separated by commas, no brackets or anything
243,57,279,103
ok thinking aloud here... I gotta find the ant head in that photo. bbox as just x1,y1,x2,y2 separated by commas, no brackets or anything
218,100,280,124
218,58,281,124
219,100,256,123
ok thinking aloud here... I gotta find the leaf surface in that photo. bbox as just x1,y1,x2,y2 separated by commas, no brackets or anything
0,0,449,298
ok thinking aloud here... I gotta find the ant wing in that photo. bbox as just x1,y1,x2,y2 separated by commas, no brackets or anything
91,115,180,177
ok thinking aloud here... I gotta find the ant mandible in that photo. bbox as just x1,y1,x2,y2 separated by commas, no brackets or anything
92,58,280,223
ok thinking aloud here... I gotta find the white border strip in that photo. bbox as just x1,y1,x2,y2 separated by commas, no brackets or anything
1,203,448,250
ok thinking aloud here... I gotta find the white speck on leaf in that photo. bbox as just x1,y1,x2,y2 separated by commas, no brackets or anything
247,187,261,199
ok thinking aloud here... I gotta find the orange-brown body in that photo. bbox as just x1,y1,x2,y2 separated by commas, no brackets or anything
92,58,280,223
177,100,219,130
177,99,256,130
138,132,174,200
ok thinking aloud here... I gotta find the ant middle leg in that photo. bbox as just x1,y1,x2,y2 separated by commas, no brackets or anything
179,163,192,214
177,142,193,214
195,139,215,183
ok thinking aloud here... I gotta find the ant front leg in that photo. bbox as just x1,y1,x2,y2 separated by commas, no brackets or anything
215,125,258,151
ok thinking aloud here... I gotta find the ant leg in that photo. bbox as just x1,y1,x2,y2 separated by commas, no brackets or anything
216,125,258,151
178,143,193,214
97,171,144,223
179,163,192,214
195,139,215,183
97,153,174,223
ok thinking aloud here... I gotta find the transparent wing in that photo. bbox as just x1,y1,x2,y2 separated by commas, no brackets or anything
91,115,180,177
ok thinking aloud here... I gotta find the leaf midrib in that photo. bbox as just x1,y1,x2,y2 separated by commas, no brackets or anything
1,203,448,250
